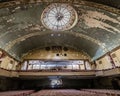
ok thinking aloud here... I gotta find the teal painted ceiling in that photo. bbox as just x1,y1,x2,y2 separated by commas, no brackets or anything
0,0,120,61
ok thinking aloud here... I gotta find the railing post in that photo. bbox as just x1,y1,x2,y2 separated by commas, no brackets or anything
84,61,87,70
26,60,29,70
108,53,116,68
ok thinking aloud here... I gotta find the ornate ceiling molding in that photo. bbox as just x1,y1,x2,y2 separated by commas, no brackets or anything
0,0,119,61
3,31,106,52
0,0,119,15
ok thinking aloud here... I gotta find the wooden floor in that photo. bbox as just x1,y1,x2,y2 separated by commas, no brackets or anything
0,89,120,96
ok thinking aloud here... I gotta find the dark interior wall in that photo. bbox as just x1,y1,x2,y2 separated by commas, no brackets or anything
0,76,120,91
92,77,120,89
15,77,120,90
61,78,93,89
14,78,93,90
0,77,19,91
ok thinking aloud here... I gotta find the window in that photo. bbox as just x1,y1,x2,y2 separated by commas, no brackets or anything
23,60,90,70
41,3,78,31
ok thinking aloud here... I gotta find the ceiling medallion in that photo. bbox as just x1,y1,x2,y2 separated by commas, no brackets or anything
41,3,78,31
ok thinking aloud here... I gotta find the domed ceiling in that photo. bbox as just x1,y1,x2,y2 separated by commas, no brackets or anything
0,0,120,61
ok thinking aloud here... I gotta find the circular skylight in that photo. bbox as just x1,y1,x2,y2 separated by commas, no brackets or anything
41,3,78,31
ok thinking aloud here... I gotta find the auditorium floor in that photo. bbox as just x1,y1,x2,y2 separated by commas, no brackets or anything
0,89,120,96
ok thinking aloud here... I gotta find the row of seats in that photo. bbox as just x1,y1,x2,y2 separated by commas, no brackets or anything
82,89,120,96
0,89,119,96
0,90,34,96
30,89,107,96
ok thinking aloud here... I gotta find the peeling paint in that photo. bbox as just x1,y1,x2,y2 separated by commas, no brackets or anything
0,1,119,61
29,24,44,31
81,11,120,34
6,17,15,23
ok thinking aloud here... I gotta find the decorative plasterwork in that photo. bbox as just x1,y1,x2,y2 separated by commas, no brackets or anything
41,3,78,31
0,0,119,61
4,31,104,51
0,0,120,15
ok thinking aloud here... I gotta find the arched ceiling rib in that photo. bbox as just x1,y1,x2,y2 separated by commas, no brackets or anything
0,0,120,61
8,33,100,60
3,32,103,51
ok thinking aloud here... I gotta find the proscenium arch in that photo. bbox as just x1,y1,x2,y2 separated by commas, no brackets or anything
2,31,107,60
4,31,105,51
